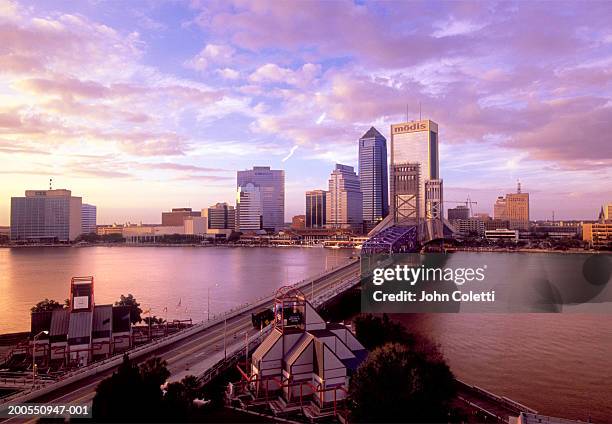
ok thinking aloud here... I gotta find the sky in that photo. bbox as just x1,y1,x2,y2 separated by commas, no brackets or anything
0,0,611,225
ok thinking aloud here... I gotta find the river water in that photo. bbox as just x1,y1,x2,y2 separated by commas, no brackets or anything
0,247,610,422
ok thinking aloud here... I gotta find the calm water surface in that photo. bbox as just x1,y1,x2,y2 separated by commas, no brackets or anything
0,246,353,333
1,247,611,422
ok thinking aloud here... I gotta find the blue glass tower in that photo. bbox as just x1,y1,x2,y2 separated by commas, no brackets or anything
358,127,389,231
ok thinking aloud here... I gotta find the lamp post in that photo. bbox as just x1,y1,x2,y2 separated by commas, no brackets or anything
32,330,48,385
207,283,219,321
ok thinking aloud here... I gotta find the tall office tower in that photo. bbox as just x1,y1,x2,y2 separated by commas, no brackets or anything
506,182,530,230
162,208,200,226
81,204,97,235
236,183,263,232
493,196,507,220
448,205,470,220
390,120,440,221
204,202,235,230
305,190,327,228
326,164,363,231
237,166,285,232
390,163,420,224
10,189,82,241
359,127,389,232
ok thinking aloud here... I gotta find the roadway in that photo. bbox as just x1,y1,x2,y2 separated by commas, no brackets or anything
0,260,360,423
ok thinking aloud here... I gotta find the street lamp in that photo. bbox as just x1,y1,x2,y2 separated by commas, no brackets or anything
32,330,48,385
207,283,219,321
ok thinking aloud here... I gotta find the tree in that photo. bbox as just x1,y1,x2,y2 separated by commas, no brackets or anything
31,298,69,313
353,313,412,350
115,294,143,324
349,342,455,423
144,315,166,326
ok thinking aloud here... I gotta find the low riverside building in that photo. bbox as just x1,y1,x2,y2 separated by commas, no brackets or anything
230,287,367,420
485,228,519,242
29,277,132,367
583,222,612,248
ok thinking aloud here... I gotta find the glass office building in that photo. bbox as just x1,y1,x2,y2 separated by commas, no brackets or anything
305,190,327,228
237,166,285,232
390,120,439,220
81,203,97,235
358,127,389,231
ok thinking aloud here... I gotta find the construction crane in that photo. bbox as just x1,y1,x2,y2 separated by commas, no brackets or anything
446,197,478,217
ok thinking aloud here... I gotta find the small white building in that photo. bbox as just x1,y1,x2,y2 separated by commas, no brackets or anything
238,287,367,419
485,228,519,242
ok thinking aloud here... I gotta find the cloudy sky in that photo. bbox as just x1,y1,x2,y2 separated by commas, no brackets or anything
0,0,611,225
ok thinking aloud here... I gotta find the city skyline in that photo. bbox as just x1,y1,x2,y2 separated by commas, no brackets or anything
1,0,611,225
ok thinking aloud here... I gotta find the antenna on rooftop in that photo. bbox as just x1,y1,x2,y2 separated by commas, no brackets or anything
419,101,422,121
406,104,409,122
517,179,521,193
49,178,53,190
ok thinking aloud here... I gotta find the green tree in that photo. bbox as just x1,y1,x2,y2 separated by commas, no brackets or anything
31,298,69,313
144,316,166,326
349,342,455,423
115,294,143,324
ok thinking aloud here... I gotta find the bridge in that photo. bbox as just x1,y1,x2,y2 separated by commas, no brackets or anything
0,259,361,421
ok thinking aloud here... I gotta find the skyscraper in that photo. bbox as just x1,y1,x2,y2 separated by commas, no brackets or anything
494,182,530,230
236,183,263,232
204,202,235,230
305,190,327,228
359,127,389,232
81,203,97,235
237,166,285,232
10,189,82,242
390,120,440,222
326,164,362,231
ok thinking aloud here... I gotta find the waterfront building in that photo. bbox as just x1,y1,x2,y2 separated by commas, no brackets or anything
602,203,612,221
494,182,530,230
326,164,363,232
390,120,440,221
236,183,263,232
29,276,132,367
358,127,389,232
291,215,306,230
161,208,200,226
493,196,507,220
184,216,207,235
533,224,580,239
448,205,470,220
305,190,327,228
583,223,612,248
451,218,485,236
473,212,490,221
484,219,510,231
237,166,285,232
81,203,97,235
10,189,82,242
203,202,235,230
485,228,519,242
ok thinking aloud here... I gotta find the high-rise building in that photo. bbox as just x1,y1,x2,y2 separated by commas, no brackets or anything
305,190,327,228
359,127,389,231
493,196,507,220
81,204,97,235
326,164,362,231
390,120,440,222
494,182,529,230
448,205,470,220
10,189,82,242
237,166,285,232
236,183,263,232
161,208,200,226
203,203,235,230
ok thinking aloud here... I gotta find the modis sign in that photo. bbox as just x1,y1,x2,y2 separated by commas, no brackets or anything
392,121,428,134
